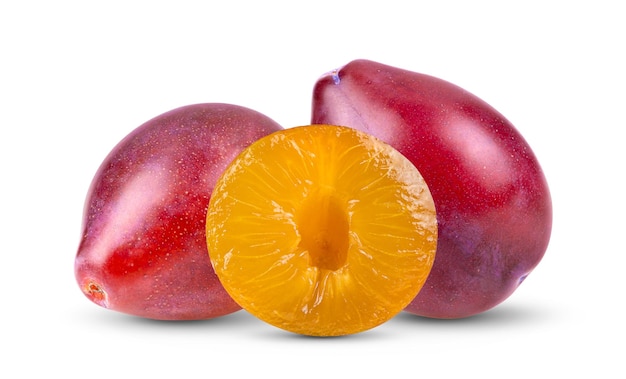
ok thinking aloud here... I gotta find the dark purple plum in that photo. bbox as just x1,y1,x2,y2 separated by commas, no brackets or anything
312,59,552,319
75,103,283,320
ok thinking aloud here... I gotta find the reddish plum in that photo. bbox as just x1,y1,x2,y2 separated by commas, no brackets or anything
75,103,283,320
312,59,552,319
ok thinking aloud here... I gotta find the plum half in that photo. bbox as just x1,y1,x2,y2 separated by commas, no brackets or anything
206,125,437,336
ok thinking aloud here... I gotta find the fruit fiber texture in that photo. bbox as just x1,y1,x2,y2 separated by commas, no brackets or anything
312,59,552,319
75,103,283,320
207,125,437,336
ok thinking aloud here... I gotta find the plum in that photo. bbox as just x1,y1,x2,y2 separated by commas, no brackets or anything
75,103,283,320
205,125,438,336
312,59,552,319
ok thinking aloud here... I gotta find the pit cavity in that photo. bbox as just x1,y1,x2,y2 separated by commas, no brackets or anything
296,188,349,271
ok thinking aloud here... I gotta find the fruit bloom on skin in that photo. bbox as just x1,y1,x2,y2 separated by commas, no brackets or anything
206,125,437,336
312,59,552,319
75,103,283,320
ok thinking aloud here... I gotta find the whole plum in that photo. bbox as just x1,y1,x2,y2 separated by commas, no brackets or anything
312,59,552,319
75,103,283,320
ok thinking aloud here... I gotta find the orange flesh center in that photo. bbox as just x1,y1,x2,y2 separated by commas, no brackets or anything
297,188,348,271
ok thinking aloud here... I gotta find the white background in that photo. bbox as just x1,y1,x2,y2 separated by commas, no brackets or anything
2,1,623,377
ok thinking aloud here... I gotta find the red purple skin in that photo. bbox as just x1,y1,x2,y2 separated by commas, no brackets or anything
75,103,283,320
312,59,552,319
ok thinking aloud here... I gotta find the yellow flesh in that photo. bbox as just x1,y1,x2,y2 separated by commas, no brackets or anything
206,125,437,336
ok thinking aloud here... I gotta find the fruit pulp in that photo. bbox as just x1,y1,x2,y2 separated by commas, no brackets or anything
206,124,437,336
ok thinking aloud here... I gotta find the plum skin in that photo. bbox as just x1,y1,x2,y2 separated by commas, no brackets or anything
312,59,552,319
75,103,283,320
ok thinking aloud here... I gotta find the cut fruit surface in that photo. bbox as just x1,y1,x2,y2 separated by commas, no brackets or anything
206,125,437,336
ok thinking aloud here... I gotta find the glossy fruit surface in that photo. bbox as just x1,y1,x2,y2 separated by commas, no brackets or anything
75,103,283,320
206,125,437,336
312,59,552,319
